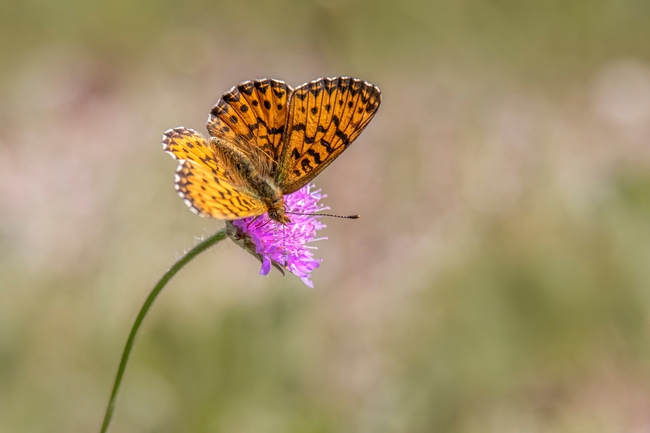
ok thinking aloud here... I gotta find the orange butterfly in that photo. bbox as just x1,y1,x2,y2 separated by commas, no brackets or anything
163,77,381,223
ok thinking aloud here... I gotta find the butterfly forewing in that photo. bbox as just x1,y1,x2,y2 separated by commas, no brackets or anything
163,127,225,175
277,77,381,194
206,79,293,163
163,127,266,219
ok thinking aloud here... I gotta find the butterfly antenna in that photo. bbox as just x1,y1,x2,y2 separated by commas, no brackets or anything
282,223,287,266
286,212,360,219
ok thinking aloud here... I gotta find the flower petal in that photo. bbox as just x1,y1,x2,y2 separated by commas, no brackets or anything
260,255,272,276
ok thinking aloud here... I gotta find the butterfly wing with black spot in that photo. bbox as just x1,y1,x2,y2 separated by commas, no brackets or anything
163,127,222,171
276,77,381,194
206,78,293,164
163,127,267,219
175,161,267,219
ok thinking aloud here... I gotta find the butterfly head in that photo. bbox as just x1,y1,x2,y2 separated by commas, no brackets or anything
267,198,291,225
267,207,291,225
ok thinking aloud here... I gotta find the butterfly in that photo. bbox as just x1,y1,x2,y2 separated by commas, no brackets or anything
162,77,381,224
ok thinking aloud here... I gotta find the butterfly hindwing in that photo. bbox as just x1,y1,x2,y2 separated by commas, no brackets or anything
206,78,293,163
276,77,381,194
163,127,266,219
175,160,266,219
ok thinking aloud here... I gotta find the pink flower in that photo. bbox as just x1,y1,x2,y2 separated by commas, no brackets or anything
226,184,328,288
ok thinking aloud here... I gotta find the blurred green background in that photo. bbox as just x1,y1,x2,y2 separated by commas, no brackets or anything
2,0,650,432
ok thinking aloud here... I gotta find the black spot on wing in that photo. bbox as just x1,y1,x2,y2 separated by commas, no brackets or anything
307,148,322,164
308,80,324,97
223,90,241,103
301,158,313,172
211,100,229,116
238,82,255,96
255,81,269,94
320,138,334,154
335,129,350,146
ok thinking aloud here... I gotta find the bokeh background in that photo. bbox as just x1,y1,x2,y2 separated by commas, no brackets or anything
2,0,650,431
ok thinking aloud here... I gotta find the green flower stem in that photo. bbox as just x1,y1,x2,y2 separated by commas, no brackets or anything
100,228,227,433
